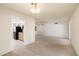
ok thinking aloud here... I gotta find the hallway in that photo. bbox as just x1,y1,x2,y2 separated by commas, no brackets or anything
3,36,77,56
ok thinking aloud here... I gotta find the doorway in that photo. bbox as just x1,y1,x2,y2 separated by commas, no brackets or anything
11,16,24,48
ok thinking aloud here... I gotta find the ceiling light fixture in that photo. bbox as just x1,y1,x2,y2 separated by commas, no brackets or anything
31,3,40,14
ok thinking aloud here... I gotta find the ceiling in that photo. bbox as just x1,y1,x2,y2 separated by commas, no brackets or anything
0,3,78,22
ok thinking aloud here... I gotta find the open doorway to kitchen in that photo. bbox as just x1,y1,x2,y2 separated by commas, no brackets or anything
11,16,24,49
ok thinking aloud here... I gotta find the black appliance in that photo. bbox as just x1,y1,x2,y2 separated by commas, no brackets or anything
14,25,23,40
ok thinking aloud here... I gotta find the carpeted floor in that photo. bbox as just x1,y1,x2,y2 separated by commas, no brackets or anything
3,36,77,56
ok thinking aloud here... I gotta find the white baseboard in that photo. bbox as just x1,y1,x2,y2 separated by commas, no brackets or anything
0,48,12,56
71,44,78,56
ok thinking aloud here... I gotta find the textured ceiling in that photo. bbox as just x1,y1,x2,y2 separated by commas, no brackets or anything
0,3,78,22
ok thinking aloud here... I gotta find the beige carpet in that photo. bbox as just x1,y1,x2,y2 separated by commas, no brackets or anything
3,36,77,56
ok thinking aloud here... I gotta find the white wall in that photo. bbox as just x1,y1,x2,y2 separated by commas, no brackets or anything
35,24,44,35
70,5,79,55
0,6,35,55
24,17,35,45
36,20,69,38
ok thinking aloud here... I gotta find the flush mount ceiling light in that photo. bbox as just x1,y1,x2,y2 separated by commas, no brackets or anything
30,3,40,14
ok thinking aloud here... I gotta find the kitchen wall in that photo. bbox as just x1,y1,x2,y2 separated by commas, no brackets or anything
70,5,79,55
0,6,35,55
